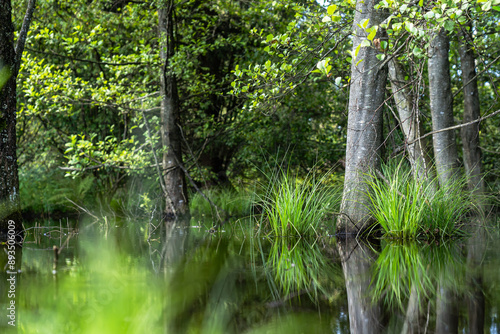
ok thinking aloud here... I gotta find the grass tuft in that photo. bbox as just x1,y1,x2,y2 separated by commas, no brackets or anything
255,166,341,237
366,161,475,239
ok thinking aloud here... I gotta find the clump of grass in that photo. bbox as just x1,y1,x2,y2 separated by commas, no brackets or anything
366,161,473,239
366,162,431,239
256,167,341,237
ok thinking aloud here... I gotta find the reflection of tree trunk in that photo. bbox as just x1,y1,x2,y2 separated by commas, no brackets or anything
466,228,486,334
435,284,458,334
338,239,384,334
458,23,484,195
428,29,459,186
158,0,189,221
338,0,388,233
401,285,426,334
388,60,434,185
160,219,190,273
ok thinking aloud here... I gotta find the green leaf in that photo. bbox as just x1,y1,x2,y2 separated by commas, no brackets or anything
362,18,370,29
335,77,342,86
376,54,386,61
354,44,362,58
444,20,454,31
360,39,371,48
327,4,337,15
367,29,377,41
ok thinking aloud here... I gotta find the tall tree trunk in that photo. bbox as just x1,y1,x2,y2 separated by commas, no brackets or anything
459,23,484,194
0,0,36,240
388,60,434,183
428,29,459,187
159,0,189,221
337,0,388,234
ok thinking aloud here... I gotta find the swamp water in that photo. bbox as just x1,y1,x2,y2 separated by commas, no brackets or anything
1,221,500,333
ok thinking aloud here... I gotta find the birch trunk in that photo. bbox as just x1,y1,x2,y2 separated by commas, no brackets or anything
428,29,459,186
388,60,434,183
459,24,484,194
337,0,388,234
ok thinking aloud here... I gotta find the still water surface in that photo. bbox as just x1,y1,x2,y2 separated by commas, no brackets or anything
1,220,499,333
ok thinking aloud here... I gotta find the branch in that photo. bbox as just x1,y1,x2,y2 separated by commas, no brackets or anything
407,109,500,146
25,47,150,66
14,0,37,76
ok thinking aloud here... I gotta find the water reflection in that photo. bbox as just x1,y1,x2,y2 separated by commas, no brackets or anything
338,238,385,334
6,220,500,333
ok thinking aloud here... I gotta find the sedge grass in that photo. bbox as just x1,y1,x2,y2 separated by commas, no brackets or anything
256,166,341,237
366,161,474,239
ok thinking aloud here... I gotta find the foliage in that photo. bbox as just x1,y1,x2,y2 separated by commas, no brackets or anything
19,167,95,217
189,188,253,225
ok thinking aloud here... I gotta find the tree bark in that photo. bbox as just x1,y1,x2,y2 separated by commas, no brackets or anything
388,60,434,183
158,0,189,221
458,24,484,194
0,0,36,240
428,29,459,187
337,0,388,234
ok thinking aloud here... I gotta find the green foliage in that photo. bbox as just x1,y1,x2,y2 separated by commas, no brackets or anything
256,165,342,237
366,161,474,239
189,188,253,224
19,167,95,217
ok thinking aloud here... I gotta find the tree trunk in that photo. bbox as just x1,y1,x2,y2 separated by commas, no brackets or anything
428,29,459,187
0,0,36,240
388,60,434,183
337,0,388,235
459,24,484,194
159,0,189,221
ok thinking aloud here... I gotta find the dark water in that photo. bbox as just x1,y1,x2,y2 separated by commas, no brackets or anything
1,220,500,333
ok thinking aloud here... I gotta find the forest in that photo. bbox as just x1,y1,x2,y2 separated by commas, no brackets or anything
0,0,499,238
2,0,500,333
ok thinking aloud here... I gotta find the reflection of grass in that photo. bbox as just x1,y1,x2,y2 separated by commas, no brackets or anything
370,241,465,311
366,161,474,239
19,228,340,333
263,237,342,303
256,166,341,237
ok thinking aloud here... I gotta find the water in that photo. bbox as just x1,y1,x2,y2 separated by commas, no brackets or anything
1,220,500,333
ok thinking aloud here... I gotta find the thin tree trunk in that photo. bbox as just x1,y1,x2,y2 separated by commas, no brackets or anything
459,23,484,194
337,0,388,234
388,60,434,184
0,0,36,240
428,29,459,187
158,0,189,221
